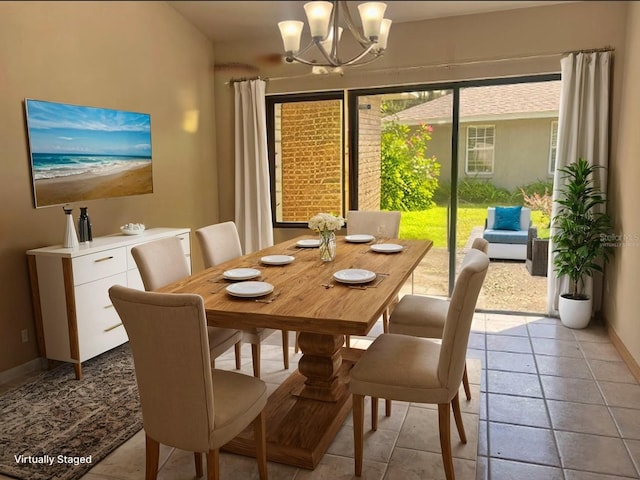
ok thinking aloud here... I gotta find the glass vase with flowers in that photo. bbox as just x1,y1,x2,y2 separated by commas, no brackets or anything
308,212,345,262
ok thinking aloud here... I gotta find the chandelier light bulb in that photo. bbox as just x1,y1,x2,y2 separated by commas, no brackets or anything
357,2,387,40
278,21,304,53
304,1,333,39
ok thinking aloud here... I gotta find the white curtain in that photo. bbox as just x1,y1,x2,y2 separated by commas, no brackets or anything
234,79,274,253
547,51,611,315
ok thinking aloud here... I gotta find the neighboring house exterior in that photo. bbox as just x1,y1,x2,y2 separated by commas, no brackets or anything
384,81,561,192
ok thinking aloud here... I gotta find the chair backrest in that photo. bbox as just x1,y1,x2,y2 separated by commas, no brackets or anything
346,210,401,238
438,249,489,390
196,221,243,268
131,236,190,291
108,284,214,452
486,207,531,230
471,237,489,254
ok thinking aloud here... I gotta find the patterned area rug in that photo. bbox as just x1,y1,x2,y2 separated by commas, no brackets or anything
0,343,142,480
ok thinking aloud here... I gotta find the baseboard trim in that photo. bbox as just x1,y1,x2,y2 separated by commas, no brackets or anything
607,323,640,384
0,357,46,386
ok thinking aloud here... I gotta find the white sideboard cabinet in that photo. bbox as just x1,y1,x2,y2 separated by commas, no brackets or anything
27,227,190,379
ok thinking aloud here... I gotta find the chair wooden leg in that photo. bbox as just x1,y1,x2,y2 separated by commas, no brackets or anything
145,434,160,480
345,335,351,348
281,330,289,370
382,309,389,333
438,403,455,480
206,449,219,480
194,452,203,477
353,394,365,477
385,399,392,417
234,342,242,370
371,397,378,431
451,392,467,443
251,343,261,378
462,362,471,400
294,331,300,353
254,410,268,480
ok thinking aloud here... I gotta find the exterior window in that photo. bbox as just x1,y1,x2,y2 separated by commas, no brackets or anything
267,93,345,226
549,121,558,175
465,125,495,175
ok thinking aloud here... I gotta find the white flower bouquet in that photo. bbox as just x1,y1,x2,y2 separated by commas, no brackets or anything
308,212,345,232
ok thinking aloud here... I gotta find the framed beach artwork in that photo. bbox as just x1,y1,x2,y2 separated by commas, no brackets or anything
24,98,153,208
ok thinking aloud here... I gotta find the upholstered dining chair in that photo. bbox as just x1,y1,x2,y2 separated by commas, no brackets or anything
388,236,489,401
108,285,268,480
195,221,289,378
350,248,489,479
344,209,402,348
131,236,242,369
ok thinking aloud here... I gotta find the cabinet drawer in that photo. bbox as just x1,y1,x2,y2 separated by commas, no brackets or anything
75,273,128,361
126,233,191,270
72,248,127,285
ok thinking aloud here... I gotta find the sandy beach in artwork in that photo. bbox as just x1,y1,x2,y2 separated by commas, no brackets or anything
34,163,153,207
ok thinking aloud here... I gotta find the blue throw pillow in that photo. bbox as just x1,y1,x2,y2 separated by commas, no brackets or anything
493,206,522,231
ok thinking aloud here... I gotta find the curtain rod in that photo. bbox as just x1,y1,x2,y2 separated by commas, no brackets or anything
225,46,615,84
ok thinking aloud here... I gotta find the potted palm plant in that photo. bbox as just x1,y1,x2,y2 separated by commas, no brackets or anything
552,158,614,329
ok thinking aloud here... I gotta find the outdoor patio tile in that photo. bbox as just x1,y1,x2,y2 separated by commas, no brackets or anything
486,371,543,398
486,334,532,353
598,381,640,409
476,455,487,480
580,342,624,361
487,393,550,428
527,315,561,325
555,431,637,477
540,376,604,404
485,313,528,324
531,337,583,358
487,351,536,373
535,354,592,379
478,421,487,456
489,423,560,466
527,323,575,340
489,458,564,480
611,406,640,439
588,359,637,383
546,400,619,436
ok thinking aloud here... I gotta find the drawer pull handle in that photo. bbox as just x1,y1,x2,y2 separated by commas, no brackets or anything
104,323,123,332
94,256,114,263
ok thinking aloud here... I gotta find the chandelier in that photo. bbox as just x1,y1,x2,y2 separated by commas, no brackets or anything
278,1,392,70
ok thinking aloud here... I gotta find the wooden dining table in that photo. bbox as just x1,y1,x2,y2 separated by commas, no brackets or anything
159,234,432,469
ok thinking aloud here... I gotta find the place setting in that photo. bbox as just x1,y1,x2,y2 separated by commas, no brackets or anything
323,268,389,289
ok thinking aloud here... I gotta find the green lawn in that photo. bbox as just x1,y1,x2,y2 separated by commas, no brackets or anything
399,206,550,248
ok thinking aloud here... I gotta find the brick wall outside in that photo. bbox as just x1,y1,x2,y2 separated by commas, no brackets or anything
275,97,384,223
279,100,343,222
357,96,382,211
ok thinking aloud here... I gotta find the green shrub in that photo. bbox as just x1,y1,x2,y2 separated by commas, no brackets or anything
457,179,512,204
380,122,440,211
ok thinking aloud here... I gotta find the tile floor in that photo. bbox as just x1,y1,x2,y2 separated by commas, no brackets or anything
2,312,640,480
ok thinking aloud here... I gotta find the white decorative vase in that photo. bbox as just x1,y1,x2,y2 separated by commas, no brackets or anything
558,294,592,329
319,230,336,262
63,206,79,249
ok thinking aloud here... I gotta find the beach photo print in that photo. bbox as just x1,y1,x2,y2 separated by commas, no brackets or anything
24,98,153,208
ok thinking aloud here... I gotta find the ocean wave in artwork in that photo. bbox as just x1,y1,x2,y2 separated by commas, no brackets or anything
32,153,152,180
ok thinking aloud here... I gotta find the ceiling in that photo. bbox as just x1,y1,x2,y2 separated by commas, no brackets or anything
168,1,575,44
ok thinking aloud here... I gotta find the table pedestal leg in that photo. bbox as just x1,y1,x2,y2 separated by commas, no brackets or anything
295,332,346,402
221,333,362,469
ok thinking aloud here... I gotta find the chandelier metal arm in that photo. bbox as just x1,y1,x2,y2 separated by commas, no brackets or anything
338,0,371,47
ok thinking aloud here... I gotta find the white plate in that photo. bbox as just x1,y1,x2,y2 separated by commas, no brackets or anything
226,281,274,298
345,234,375,243
223,268,261,281
296,239,321,248
260,255,295,265
370,243,404,253
333,269,377,284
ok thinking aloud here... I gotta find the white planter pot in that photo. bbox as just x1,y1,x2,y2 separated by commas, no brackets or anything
558,294,592,329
